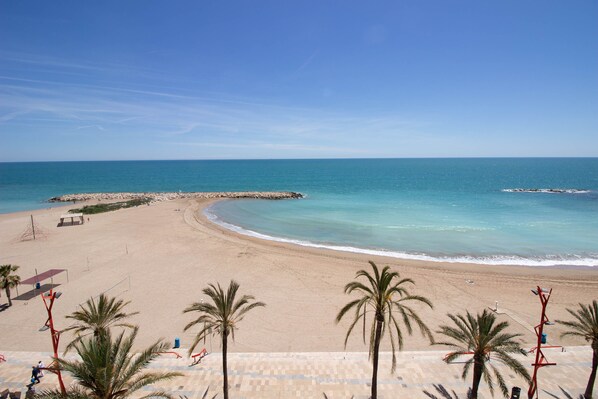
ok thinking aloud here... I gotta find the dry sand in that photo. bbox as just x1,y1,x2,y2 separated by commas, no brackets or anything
1,198,597,353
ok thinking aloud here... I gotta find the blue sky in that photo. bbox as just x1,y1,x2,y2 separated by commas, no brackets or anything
1,1,597,161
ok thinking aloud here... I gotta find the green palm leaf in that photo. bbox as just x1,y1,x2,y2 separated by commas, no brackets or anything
63,294,139,352
183,280,265,399
556,300,598,399
37,327,181,398
0,264,21,307
436,309,530,399
336,261,433,399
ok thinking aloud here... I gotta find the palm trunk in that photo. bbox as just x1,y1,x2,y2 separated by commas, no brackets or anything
470,355,483,399
5,287,11,307
370,315,383,399
222,330,229,399
584,347,597,399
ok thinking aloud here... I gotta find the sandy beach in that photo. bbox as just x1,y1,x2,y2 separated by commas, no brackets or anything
1,198,597,353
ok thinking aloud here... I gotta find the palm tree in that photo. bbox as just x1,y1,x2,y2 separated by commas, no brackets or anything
35,327,182,399
336,261,433,399
436,309,530,399
0,264,20,307
183,280,265,399
63,294,139,351
557,300,598,399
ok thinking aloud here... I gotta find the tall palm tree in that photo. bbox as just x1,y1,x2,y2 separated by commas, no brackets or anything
336,261,433,399
0,264,20,307
35,327,182,399
557,300,598,399
183,280,265,399
63,293,139,351
436,309,530,399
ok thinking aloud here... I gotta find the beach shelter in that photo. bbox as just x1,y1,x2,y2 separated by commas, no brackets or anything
20,269,69,296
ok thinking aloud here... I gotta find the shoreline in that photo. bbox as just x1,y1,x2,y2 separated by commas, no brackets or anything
197,199,598,277
1,197,597,353
6,191,597,268
204,200,598,269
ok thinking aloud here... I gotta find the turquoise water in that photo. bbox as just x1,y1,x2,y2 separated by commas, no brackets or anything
1,159,597,266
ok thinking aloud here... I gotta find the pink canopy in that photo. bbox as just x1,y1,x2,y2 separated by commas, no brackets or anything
21,269,66,285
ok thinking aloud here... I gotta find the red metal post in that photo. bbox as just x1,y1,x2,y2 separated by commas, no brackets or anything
41,289,67,395
527,286,556,399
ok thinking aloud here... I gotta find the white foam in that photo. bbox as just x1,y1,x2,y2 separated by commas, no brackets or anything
502,188,591,194
204,207,598,267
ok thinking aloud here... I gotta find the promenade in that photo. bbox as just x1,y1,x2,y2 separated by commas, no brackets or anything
0,347,592,398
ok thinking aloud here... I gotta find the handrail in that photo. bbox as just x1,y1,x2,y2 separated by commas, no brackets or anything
159,351,182,359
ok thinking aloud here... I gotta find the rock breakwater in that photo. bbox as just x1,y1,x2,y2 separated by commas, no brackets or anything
502,188,590,194
49,191,303,203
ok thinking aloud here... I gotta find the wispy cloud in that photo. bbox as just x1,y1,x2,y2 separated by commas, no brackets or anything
0,51,161,76
0,52,428,159
75,124,105,131
294,49,319,74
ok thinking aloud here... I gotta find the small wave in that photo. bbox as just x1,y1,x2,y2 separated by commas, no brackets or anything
502,188,590,194
386,225,493,232
204,207,598,267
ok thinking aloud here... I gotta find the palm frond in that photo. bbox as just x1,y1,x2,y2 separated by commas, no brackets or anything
63,294,138,352
56,327,182,398
335,261,433,375
437,309,529,398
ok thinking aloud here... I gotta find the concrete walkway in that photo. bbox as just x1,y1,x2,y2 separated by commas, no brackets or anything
0,347,593,398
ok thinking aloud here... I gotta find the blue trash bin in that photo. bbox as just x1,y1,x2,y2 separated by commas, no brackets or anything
541,333,547,344
174,337,180,349
35,282,41,289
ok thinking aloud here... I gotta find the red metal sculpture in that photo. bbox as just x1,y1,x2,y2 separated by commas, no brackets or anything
41,289,67,394
527,286,556,399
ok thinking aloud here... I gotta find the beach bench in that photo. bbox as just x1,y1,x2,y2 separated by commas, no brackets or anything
191,348,208,365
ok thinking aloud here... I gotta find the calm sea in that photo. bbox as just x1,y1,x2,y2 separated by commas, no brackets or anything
2,159,597,266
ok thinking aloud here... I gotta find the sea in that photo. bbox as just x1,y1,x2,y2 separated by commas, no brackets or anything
1,158,597,267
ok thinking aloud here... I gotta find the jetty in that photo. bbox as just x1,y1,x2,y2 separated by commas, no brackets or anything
49,191,303,203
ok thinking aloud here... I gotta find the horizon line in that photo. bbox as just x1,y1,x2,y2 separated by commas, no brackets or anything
1,156,598,164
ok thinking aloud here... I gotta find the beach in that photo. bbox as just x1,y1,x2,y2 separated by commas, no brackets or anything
1,197,597,354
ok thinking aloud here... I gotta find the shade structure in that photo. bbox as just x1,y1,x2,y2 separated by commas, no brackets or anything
21,269,66,285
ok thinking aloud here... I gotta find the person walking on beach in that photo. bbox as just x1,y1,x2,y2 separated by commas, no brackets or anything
37,360,44,377
31,365,40,384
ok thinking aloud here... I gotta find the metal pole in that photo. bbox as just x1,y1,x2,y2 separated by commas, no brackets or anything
34,268,38,295
31,215,36,240
41,290,66,395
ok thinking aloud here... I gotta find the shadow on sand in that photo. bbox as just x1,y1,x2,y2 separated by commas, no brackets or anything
13,284,60,301
423,384,468,399
542,386,584,399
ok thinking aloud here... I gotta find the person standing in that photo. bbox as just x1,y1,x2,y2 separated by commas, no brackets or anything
31,366,40,384
37,361,44,377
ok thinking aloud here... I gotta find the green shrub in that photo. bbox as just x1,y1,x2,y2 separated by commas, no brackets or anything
69,198,151,214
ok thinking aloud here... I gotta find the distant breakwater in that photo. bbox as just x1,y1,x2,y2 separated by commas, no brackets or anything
49,191,303,203
502,188,590,194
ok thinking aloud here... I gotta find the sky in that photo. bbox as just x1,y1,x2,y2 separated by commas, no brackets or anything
1,1,597,161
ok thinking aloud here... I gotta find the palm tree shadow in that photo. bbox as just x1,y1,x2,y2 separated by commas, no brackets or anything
541,386,583,399
422,384,469,399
